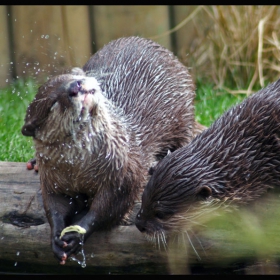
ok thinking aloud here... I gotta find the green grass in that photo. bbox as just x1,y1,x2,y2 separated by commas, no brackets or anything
195,78,246,127
0,78,247,162
0,79,38,162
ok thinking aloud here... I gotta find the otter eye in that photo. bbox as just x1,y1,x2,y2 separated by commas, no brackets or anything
155,211,165,220
155,209,174,220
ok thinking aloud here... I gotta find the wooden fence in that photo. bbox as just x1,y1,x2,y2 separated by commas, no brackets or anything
0,5,207,88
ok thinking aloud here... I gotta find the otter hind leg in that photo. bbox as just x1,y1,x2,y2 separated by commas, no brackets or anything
26,158,38,172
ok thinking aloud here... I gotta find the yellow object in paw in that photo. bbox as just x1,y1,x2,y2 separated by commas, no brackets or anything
60,225,87,239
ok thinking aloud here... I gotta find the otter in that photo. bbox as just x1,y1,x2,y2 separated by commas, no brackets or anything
21,36,202,264
135,79,280,244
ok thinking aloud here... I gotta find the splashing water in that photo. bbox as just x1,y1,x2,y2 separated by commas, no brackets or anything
69,235,87,268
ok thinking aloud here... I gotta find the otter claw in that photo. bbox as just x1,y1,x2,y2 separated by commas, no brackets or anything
59,253,67,265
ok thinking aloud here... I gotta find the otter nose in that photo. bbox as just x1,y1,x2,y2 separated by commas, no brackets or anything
135,221,146,233
69,80,82,97
135,215,146,233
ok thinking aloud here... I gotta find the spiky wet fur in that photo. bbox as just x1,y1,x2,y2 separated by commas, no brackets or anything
22,36,198,255
136,79,280,249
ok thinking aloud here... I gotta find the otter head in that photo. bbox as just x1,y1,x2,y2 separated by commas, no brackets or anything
21,68,103,143
135,152,213,241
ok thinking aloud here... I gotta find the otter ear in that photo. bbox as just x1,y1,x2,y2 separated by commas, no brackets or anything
196,185,212,200
71,67,85,76
148,166,155,176
148,160,159,175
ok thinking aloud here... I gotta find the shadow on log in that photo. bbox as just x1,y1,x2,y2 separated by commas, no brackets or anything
1,161,280,274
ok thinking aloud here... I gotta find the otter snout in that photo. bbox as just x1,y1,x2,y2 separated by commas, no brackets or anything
68,80,96,97
69,80,82,97
135,216,147,233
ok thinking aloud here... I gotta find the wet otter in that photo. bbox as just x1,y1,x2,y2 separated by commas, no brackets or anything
135,79,280,244
21,36,202,264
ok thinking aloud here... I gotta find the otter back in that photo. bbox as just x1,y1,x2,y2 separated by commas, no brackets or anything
83,36,196,159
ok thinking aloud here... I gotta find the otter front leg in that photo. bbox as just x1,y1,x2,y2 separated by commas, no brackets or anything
60,187,133,262
42,189,83,265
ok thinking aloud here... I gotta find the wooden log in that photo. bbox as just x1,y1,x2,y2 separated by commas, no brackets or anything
0,161,171,273
1,161,280,274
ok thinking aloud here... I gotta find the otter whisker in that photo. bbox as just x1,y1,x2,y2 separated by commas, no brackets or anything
174,214,206,228
157,234,161,250
190,230,207,257
180,231,187,249
160,231,168,251
185,230,201,261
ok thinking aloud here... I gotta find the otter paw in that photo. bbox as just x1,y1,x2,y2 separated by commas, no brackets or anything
52,236,69,264
60,232,84,256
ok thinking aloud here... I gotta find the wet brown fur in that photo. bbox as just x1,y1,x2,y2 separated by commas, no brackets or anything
22,36,200,263
135,79,280,239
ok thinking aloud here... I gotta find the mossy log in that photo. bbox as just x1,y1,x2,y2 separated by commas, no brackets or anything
1,161,280,274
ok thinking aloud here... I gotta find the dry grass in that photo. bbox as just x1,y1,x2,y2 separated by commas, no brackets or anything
179,6,280,94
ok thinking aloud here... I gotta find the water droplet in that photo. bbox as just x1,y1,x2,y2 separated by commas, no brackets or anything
14,262,17,266
16,251,20,256
41,35,44,38
45,35,49,39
